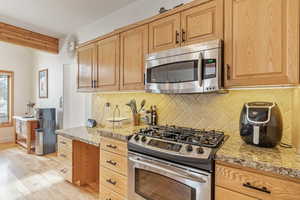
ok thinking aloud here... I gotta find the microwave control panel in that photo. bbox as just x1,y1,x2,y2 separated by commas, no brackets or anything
203,59,217,79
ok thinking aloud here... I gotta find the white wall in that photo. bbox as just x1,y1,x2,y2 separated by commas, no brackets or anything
0,42,34,143
76,0,193,43
31,39,91,129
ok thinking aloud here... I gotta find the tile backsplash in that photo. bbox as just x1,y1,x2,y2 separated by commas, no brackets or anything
92,88,294,143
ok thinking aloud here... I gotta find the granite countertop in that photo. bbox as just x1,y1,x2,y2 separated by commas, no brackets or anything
13,116,38,122
216,135,300,179
55,124,144,146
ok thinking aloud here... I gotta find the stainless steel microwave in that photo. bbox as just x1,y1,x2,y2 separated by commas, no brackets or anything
145,40,223,94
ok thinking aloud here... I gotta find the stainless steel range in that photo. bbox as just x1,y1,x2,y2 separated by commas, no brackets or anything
128,125,226,200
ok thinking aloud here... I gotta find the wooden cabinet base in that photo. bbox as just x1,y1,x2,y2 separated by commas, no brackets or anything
216,162,300,200
14,119,39,154
73,141,99,189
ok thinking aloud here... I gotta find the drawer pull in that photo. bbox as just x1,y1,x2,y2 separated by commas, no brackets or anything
106,178,117,185
60,141,67,145
243,182,271,194
106,198,112,200
106,160,117,166
60,154,67,158
175,30,180,44
106,144,117,149
182,29,186,42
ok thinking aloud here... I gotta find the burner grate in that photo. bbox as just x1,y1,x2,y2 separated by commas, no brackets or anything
138,125,225,148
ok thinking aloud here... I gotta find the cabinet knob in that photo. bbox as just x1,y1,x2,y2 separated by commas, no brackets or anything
106,178,117,185
60,153,67,158
106,160,117,166
175,31,180,44
106,144,117,149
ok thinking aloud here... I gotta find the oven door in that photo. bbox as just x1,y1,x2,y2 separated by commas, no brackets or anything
145,52,203,94
128,152,211,200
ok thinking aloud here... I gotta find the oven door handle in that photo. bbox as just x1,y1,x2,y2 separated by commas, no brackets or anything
198,52,203,87
129,157,206,183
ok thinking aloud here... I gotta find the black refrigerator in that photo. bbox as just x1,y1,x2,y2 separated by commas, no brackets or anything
35,108,57,155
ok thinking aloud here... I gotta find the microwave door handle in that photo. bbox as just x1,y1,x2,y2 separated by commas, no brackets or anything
198,52,203,86
129,157,206,183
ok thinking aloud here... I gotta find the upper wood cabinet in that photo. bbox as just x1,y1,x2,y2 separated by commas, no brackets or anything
149,14,181,53
96,35,120,91
120,25,148,91
181,0,223,46
77,44,96,89
225,0,299,87
148,0,223,53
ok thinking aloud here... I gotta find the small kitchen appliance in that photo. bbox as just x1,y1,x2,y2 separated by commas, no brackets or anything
145,39,223,94
128,125,227,200
240,102,283,147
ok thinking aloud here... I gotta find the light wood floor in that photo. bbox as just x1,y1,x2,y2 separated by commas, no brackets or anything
0,143,98,200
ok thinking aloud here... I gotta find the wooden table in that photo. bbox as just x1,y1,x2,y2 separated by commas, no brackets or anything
13,116,39,154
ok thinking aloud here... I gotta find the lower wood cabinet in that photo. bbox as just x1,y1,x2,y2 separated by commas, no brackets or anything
216,162,300,200
100,137,128,200
57,135,73,183
100,185,125,200
216,186,258,200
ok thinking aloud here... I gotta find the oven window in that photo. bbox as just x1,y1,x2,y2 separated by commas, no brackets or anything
147,60,198,83
135,169,196,200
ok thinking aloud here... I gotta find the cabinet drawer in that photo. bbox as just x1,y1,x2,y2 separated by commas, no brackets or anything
100,167,127,197
100,185,127,200
216,186,258,200
216,164,300,200
101,137,127,156
100,150,128,176
57,135,72,151
58,165,72,183
57,150,72,164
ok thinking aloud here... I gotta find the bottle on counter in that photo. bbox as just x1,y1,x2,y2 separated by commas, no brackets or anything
151,105,157,126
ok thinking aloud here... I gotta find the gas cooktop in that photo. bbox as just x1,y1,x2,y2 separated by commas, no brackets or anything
137,125,225,148
128,125,226,171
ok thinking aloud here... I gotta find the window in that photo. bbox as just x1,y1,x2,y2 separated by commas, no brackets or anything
0,70,13,127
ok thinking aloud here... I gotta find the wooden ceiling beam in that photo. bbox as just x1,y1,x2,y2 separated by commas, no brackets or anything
0,22,59,54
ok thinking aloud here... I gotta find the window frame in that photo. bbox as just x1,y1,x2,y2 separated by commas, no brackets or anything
0,70,14,128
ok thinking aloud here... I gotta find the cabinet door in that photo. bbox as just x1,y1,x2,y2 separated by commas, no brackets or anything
216,187,258,200
96,35,120,91
225,0,299,87
181,0,223,46
77,44,96,89
149,14,181,53
120,25,148,91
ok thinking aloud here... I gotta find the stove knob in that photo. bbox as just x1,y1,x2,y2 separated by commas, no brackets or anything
186,145,193,152
197,147,204,154
141,136,147,143
134,135,140,141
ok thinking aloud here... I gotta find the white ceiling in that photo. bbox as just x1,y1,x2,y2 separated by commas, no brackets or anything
0,0,137,38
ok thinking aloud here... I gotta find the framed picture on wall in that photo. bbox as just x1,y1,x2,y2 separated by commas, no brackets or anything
39,69,48,98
